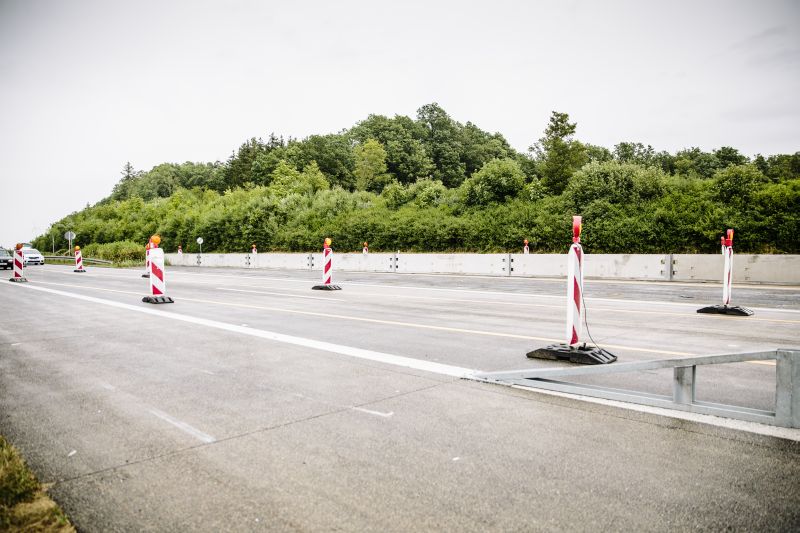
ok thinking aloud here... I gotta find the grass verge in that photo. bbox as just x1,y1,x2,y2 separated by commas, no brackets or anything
0,435,75,532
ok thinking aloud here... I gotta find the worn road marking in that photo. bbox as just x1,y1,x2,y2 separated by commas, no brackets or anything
8,282,475,378
218,287,340,302
352,407,394,418
15,280,785,361
149,408,216,443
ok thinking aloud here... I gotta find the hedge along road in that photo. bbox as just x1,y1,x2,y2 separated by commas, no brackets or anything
1,264,799,531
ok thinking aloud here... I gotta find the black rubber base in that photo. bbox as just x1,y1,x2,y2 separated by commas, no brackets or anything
696,304,754,316
527,343,617,365
312,285,342,290
142,296,174,304
74,269,86,273
8,277,28,283
141,273,150,278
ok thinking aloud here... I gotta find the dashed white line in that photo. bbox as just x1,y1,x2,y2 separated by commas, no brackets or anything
149,408,216,444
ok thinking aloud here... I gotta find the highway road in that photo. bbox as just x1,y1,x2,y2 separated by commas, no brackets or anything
1,264,799,531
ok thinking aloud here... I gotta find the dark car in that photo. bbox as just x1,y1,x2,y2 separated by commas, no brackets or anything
0,248,12,269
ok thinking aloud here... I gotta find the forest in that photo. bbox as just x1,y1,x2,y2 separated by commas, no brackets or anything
33,104,800,260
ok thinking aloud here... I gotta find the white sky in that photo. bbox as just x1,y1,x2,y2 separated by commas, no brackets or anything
1,0,798,248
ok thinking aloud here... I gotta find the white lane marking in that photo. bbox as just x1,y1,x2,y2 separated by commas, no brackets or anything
352,407,394,418
100,382,116,391
200,370,215,375
9,279,794,438
219,287,340,302
9,282,475,378
178,295,697,357
11,342,21,346
221,286,800,325
34,266,800,315
149,408,216,444
68,450,77,457
20,279,779,359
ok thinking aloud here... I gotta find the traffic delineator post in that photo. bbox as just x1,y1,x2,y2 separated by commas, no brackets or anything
9,243,27,283
142,241,151,278
312,237,341,290
526,216,616,364
74,246,86,273
697,229,753,316
143,235,173,304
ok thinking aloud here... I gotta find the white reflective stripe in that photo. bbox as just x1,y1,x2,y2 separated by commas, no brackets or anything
13,250,24,278
8,282,476,378
149,249,166,295
566,243,582,346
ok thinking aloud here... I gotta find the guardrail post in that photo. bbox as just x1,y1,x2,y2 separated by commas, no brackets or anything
775,350,800,428
673,366,695,405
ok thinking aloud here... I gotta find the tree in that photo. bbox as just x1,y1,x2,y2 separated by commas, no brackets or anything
350,114,433,185
223,138,267,188
713,146,748,168
531,111,588,195
110,162,141,200
712,164,767,205
416,103,466,188
354,139,392,192
461,158,526,206
289,134,355,190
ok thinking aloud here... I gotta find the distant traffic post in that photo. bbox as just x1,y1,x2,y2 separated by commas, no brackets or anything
697,229,753,316
196,237,203,266
142,235,173,304
9,243,27,283
312,237,341,290
526,216,616,364
142,241,151,278
73,246,86,273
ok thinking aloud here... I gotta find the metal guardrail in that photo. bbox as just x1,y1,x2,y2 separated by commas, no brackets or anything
44,255,113,265
474,349,800,428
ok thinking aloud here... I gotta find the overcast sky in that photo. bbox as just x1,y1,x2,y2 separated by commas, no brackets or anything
1,0,798,248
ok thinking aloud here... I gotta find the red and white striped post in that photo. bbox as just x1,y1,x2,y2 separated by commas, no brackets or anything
74,246,86,273
143,234,173,304
523,239,529,255
721,229,733,306
9,244,27,283
526,216,616,364
312,237,341,290
698,229,752,316
565,217,583,346
142,241,151,278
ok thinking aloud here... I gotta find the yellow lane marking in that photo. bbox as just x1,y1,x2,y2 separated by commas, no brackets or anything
25,280,779,364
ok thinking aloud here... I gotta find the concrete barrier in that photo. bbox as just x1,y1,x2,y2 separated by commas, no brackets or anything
164,253,800,284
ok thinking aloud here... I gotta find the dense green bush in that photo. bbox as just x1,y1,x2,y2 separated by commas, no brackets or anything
81,241,144,262
31,106,800,255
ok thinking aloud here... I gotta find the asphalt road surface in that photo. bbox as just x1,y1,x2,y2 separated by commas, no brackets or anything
1,264,799,532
